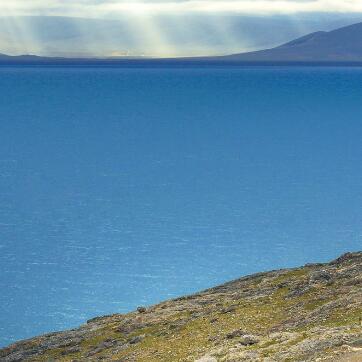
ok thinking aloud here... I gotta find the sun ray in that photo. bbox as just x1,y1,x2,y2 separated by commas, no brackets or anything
1,1,362,57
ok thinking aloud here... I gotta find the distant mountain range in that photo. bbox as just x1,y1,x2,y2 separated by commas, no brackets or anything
0,53,36,59
1,21,362,64
222,22,362,61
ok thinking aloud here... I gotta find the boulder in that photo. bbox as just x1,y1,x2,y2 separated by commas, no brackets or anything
310,270,332,283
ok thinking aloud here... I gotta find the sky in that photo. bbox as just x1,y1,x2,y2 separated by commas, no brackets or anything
2,0,362,16
0,1,362,57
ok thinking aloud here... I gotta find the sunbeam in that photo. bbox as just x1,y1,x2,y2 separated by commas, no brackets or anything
0,1,362,57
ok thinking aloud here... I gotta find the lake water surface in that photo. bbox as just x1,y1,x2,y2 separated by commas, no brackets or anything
1,66,362,346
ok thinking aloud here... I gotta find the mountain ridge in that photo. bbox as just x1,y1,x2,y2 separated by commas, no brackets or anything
223,21,362,61
277,31,327,48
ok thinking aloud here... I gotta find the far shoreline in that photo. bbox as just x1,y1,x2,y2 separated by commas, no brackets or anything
2,59,362,68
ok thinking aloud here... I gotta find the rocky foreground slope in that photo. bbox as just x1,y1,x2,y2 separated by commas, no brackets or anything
1,252,361,362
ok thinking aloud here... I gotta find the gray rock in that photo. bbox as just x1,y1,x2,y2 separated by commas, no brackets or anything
86,339,120,357
310,270,332,283
287,283,310,298
221,305,237,314
226,329,248,339
129,335,145,344
238,335,260,346
349,338,362,347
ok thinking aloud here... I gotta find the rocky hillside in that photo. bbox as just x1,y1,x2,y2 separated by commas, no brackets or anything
1,252,361,362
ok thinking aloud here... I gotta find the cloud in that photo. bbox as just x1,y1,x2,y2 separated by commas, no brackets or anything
1,0,362,17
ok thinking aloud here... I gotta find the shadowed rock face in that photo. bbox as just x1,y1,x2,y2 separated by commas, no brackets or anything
225,22,362,61
1,252,361,361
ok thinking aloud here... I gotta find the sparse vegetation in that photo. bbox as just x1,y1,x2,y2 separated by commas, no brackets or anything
1,252,361,361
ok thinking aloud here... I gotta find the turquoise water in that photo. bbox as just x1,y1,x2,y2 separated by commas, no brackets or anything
0,66,361,347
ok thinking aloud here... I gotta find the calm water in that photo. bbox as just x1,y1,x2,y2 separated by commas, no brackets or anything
0,66,362,347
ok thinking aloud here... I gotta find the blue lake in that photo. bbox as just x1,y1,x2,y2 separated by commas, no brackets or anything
0,66,361,347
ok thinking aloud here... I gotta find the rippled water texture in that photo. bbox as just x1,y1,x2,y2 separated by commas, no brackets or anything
1,66,362,346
